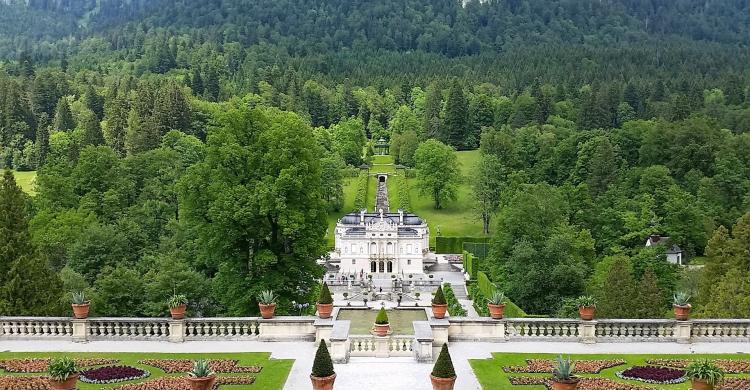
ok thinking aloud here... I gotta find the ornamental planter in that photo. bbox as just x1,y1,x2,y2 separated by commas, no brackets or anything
673,304,692,321
49,373,79,390
487,303,506,320
170,304,187,319
578,306,595,321
317,303,334,319
690,379,713,390
259,303,276,319
373,323,390,337
72,303,90,319
432,304,448,319
310,373,336,390
551,378,580,390
188,375,216,390
430,375,456,390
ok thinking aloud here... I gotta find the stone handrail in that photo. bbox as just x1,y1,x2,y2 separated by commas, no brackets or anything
88,317,171,341
691,319,750,341
0,317,73,339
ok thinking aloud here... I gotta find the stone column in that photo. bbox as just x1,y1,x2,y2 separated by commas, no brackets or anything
168,320,186,343
375,337,390,358
71,319,88,343
674,321,692,344
429,317,450,356
329,320,351,364
413,321,434,362
579,320,597,344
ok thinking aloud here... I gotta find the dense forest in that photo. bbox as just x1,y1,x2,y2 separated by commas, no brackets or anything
0,0,748,318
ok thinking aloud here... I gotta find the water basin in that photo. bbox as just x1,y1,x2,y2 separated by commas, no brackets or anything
336,309,427,335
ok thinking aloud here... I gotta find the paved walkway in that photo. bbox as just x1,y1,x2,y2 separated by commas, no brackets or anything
5,340,750,390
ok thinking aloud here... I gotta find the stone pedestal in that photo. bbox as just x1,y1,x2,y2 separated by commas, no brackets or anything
413,321,434,362
674,321,692,344
375,337,390,358
314,317,334,345
429,317,450,356
168,320,185,343
329,320,351,363
579,320,597,344
71,319,88,343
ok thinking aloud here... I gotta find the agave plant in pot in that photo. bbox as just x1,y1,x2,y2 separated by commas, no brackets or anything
373,307,390,336
257,290,278,319
685,360,724,390
168,293,188,319
551,355,579,390
430,343,456,390
317,283,334,319
187,359,216,390
673,292,692,321
487,290,507,320
48,357,79,390
71,291,90,319
575,296,596,321
431,285,448,319
310,340,336,390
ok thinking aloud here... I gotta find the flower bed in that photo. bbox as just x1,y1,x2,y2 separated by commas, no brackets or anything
509,377,651,390
113,376,256,389
615,366,686,384
647,359,750,373
139,359,262,373
722,378,750,390
80,365,150,384
503,359,626,374
0,358,118,373
0,376,48,389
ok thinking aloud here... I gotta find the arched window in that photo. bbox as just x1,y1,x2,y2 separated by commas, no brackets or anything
387,261,393,273
370,242,377,254
386,242,394,255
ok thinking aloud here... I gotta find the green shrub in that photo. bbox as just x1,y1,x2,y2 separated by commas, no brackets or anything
318,283,333,304
553,355,575,381
353,170,369,210
257,290,277,305
575,295,597,308
472,274,528,317
431,344,456,378
71,291,88,304
375,307,389,324
685,360,724,385
463,242,490,260
432,285,447,305
436,236,489,254
312,340,335,378
48,357,77,382
442,283,467,316
167,293,188,308
189,359,215,378
397,175,411,211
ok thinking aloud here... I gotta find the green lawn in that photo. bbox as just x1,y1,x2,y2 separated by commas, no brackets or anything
0,352,292,389
4,170,37,195
470,352,750,390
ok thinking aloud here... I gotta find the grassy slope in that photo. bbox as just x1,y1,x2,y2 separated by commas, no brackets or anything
409,150,485,247
4,170,37,195
471,353,750,390
0,352,293,390
326,176,360,247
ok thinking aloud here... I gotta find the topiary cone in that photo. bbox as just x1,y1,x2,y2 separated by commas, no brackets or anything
430,343,456,390
311,340,336,390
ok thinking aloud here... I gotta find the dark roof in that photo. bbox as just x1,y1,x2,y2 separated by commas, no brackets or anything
339,212,425,226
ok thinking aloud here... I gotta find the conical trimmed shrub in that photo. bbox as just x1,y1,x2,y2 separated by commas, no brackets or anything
375,307,389,324
318,283,333,304
432,285,447,305
431,343,456,378
312,340,335,378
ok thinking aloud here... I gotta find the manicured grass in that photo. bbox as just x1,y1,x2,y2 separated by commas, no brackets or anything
0,352,292,389
470,352,750,390
4,170,37,195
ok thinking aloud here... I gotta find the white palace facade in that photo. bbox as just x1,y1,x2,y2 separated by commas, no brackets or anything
330,209,429,275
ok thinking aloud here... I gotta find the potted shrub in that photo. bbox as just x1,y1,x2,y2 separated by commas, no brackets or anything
187,359,216,390
551,355,579,390
685,360,724,390
575,296,596,321
48,357,79,390
342,292,349,300
317,283,334,319
373,307,390,336
673,292,692,321
168,293,188,319
310,340,336,390
430,343,456,390
487,290,507,320
431,285,448,319
71,291,90,319
257,290,278,319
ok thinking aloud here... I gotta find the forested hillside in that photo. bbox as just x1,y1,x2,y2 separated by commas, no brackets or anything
0,0,748,318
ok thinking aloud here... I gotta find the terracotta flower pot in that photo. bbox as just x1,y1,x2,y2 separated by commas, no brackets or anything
690,379,714,390
310,373,336,390
170,304,187,319
317,303,334,319
259,303,276,319
72,303,90,319
578,306,595,321
430,375,456,390
432,304,448,319
188,375,216,390
674,304,692,321
49,373,79,390
487,303,506,320
551,378,580,390
373,323,390,337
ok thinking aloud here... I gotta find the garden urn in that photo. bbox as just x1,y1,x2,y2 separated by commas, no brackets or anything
259,303,277,319
170,304,187,319
673,304,691,321
430,375,456,390
71,303,90,319
578,306,595,321
49,373,79,390
316,303,334,319
487,303,506,320
188,375,216,390
310,373,336,390
432,303,448,319
551,378,580,390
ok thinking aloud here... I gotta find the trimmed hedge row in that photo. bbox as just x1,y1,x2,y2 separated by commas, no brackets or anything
474,272,527,317
397,175,411,211
442,283,467,317
353,170,369,210
435,236,489,254
462,250,477,280
463,241,489,260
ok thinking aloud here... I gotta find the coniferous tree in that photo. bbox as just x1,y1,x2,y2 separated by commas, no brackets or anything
190,67,204,96
35,113,50,167
81,110,104,146
443,80,468,148
53,97,75,132
203,66,220,102
83,85,105,121
423,82,442,139
104,95,128,155
633,268,665,318
596,258,637,318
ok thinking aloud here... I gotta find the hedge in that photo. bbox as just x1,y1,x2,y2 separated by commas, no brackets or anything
435,236,489,254
353,170,369,210
397,175,411,211
474,272,527,318
462,250,477,280
442,283,467,317
463,241,490,260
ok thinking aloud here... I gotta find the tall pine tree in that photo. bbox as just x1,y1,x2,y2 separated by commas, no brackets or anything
443,80,468,149
53,97,75,132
